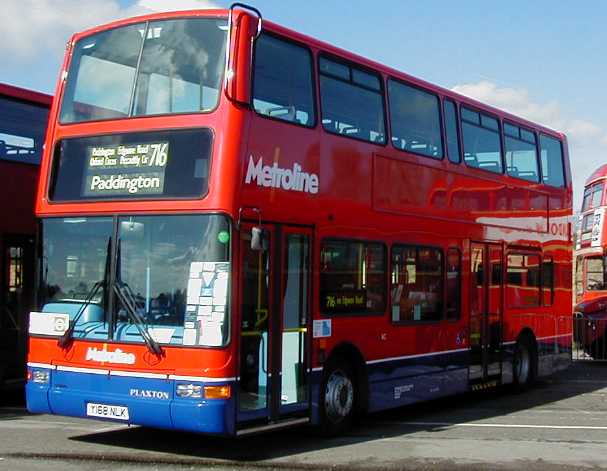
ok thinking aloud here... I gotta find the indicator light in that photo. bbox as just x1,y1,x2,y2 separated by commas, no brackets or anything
204,385,231,399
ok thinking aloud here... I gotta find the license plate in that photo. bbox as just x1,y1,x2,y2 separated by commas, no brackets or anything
86,402,129,421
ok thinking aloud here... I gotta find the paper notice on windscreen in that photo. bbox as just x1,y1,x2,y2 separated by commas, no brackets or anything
190,262,203,277
198,305,212,317
213,278,228,301
187,278,203,304
148,328,174,343
183,328,197,346
199,320,223,346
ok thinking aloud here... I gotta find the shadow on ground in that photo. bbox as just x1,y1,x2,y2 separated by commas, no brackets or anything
59,361,607,464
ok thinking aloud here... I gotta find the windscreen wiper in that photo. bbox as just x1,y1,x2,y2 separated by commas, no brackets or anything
113,280,163,356
58,280,105,349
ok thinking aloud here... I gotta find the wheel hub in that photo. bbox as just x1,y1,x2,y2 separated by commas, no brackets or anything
325,370,354,422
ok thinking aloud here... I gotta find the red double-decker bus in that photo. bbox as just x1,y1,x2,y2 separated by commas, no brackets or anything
574,165,607,357
26,4,572,435
0,83,51,390
576,165,607,302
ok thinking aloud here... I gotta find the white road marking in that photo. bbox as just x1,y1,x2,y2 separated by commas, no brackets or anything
395,421,607,431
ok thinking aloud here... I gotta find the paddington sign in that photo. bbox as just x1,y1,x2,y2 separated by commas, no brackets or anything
82,142,169,197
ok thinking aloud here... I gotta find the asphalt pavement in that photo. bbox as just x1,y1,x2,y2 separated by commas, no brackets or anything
2,362,607,470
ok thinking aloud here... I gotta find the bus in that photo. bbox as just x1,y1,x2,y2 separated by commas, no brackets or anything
0,83,51,391
574,165,607,358
26,4,572,436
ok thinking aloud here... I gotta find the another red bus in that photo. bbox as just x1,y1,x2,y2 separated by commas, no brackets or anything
0,83,51,390
27,5,572,436
574,165,607,357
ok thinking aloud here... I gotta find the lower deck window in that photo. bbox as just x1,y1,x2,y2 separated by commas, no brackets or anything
320,240,386,314
391,246,443,322
507,253,540,307
585,256,606,291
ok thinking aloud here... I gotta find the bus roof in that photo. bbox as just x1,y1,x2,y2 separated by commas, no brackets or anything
68,8,565,140
585,164,607,186
0,83,52,107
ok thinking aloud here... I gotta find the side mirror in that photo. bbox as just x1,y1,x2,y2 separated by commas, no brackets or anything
225,4,262,106
251,226,268,251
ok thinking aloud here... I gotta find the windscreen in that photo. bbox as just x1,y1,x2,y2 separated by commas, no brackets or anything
60,18,227,123
39,214,231,347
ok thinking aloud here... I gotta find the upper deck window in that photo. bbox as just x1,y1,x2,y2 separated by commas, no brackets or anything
319,56,386,144
253,34,315,127
539,134,566,187
461,107,503,174
0,96,48,165
387,80,443,159
582,182,604,211
60,18,227,123
504,122,539,182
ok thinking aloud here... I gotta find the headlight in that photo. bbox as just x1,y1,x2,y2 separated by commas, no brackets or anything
30,369,50,384
176,383,203,398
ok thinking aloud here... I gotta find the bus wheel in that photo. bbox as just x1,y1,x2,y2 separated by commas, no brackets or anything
513,335,536,391
320,359,355,436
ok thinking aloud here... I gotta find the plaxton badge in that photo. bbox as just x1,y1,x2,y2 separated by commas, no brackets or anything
245,155,319,194
129,389,170,400
86,346,136,365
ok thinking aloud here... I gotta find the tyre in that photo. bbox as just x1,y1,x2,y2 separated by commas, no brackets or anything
319,358,356,436
513,335,537,391
588,336,606,359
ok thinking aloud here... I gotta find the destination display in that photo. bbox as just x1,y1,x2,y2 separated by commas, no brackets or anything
82,142,169,197
321,290,367,313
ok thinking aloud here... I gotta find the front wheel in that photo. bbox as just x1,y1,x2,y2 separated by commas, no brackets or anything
513,335,537,391
319,359,356,436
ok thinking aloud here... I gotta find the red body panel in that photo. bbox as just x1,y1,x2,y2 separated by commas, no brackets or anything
29,9,572,390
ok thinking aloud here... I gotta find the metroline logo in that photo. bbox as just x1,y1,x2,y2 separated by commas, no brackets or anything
85,346,136,365
245,155,319,194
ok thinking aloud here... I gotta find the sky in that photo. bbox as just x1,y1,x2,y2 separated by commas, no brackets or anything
2,0,606,211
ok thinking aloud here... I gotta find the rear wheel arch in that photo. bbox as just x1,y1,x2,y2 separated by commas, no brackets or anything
324,342,369,415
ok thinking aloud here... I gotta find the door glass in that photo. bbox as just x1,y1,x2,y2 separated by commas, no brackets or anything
3,246,24,330
239,232,270,411
487,246,503,376
470,246,485,347
281,234,309,406
469,245,485,379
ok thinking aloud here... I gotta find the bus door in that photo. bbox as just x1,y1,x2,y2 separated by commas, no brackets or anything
469,242,503,385
1,234,35,383
237,223,311,429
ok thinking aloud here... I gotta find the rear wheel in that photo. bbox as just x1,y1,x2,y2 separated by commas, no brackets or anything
319,358,356,436
513,335,537,391
588,336,606,359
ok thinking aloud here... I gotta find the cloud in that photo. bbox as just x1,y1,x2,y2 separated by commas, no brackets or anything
451,80,607,210
0,0,220,60
452,80,607,144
